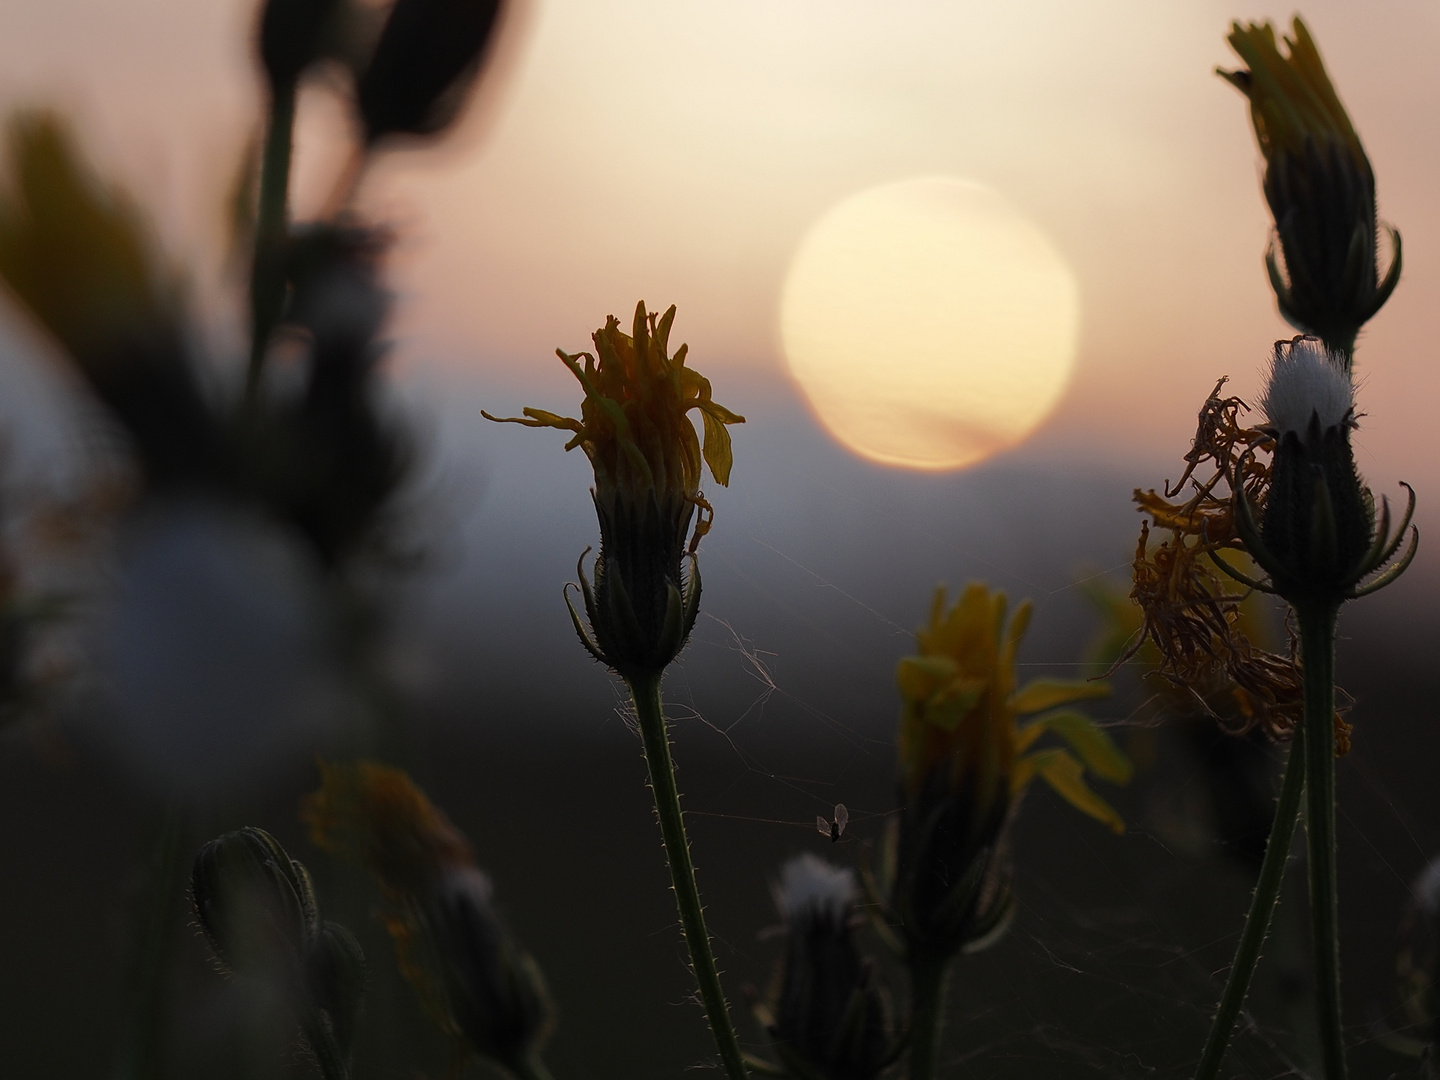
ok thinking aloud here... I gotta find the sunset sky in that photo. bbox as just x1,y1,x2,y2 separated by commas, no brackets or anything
1,0,1437,511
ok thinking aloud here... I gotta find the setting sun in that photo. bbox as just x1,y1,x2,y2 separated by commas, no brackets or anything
779,177,1080,471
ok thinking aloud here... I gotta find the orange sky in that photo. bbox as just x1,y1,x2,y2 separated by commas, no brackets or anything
1,0,1437,498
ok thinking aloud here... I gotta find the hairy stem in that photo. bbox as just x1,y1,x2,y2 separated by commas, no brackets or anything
906,953,950,1080
1298,600,1346,1080
628,674,748,1080
247,81,297,398
1192,735,1306,1080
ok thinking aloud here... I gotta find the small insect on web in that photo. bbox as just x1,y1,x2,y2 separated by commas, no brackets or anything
817,803,848,843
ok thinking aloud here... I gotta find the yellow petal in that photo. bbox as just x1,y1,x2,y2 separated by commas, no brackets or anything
1009,678,1109,715
1024,748,1126,834
1015,710,1132,783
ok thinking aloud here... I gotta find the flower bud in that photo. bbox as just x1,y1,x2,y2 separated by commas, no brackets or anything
767,855,892,1080
191,827,321,977
357,0,506,143
484,302,744,681
1220,18,1400,361
304,920,368,1059
258,0,344,91
1256,337,1372,601
426,867,552,1071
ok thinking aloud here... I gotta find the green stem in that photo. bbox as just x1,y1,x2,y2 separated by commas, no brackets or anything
627,674,748,1080
906,953,949,1080
1298,600,1346,1080
117,806,188,1080
506,1055,558,1080
301,1010,350,1080
1192,735,1307,1080
247,80,297,399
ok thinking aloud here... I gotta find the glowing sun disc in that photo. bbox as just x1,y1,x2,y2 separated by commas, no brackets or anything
780,177,1080,470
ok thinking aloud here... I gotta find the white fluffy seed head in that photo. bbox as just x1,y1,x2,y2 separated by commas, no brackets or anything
776,853,857,924
1261,337,1354,436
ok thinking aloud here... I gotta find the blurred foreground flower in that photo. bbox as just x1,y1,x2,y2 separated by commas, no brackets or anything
883,583,1128,1080
757,854,893,1080
1220,17,1400,362
485,301,743,680
303,761,552,1079
192,827,366,1080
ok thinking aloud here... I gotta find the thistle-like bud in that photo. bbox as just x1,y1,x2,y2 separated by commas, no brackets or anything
258,0,344,91
1220,18,1400,362
426,866,552,1072
1249,337,1374,603
357,0,506,143
766,854,892,1080
191,826,322,978
484,302,744,682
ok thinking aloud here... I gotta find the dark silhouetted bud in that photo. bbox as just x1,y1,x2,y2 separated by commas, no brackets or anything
426,867,552,1071
192,827,321,977
305,920,368,1059
357,0,506,143
1220,18,1400,362
275,223,406,565
1255,337,1373,602
767,855,892,1080
259,0,345,90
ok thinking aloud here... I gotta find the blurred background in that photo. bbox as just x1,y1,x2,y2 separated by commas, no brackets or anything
0,0,1438,1077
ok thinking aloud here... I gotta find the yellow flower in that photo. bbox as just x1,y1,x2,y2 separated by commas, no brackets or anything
1219,18,1400,360
484,302,744,679
302,761,551,1070
897,584,1129,834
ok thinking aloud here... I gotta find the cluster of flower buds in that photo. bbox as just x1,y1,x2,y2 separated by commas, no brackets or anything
1220,18,1401,362
761,854,893,1080
303,761,552,1075
1233,336,1416,607
882,584,1127,963
191,827,367,1075
485,302,744,682
257,0,509,144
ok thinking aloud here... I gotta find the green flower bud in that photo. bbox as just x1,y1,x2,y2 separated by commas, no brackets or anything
768,855,892,1080
426,867,551,1071
191,827,321,977
357,0,506,143
1220,18,1400,362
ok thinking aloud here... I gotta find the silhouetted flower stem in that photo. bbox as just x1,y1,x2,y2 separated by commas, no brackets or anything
507,1055,558,1080
906,953,949,1080
300,1008,350,1080
117,805,187,1080
1298,600,1346,1080
628,673,748,1080
248,81,297,396
1193,735,1306,1080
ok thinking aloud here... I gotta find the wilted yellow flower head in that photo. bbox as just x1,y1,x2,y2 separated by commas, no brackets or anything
897,583,1128,834
302,761,551,1070
303,759,473,898
1220,18,1399,360
485,302,744,680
